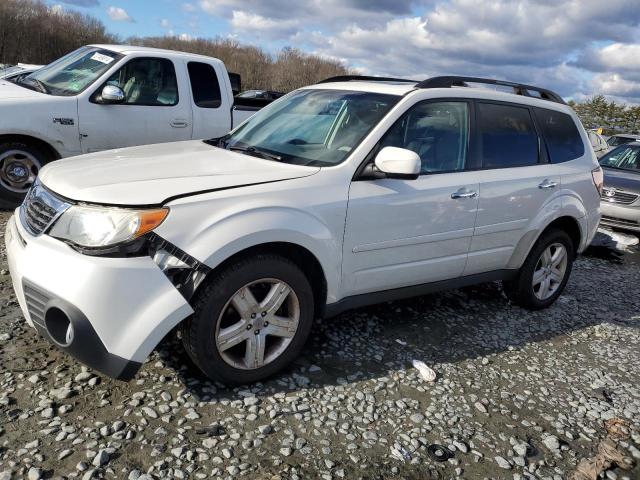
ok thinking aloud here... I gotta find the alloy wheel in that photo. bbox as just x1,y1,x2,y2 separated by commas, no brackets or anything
215,278,300,370
532,242,568,300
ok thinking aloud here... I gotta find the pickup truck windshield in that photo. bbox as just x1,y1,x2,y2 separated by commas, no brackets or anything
19,47,123,96
222,89,399,166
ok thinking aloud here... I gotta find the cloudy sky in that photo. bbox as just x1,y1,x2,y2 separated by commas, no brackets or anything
47,0,640,103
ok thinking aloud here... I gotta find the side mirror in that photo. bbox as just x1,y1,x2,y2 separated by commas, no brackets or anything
373,147,421,179
100,85,125,104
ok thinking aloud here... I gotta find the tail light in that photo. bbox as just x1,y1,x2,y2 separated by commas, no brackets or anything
591,166,604,196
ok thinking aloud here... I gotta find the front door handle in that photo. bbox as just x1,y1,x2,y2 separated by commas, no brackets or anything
538,179,558,189
170,119,189,128
451,189,478,199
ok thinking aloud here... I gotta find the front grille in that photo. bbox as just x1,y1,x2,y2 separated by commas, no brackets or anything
601,188,639,205
19,181,70,236
601,215,640,228
23,281,50,328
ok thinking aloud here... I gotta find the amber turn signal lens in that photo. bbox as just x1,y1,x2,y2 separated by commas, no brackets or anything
135,208,169,237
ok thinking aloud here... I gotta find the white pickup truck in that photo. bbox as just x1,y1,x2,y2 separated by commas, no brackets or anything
0,44,265,206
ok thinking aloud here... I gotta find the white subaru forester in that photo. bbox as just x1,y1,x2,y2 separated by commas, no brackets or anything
6,76,602,384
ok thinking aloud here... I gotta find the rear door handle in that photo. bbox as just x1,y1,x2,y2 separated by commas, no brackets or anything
538,179,558,189
451,189,478,199
170,119,189,128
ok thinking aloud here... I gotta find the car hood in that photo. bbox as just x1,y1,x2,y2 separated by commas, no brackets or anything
39,140,320,205
0,79,45,100
602,167,640,195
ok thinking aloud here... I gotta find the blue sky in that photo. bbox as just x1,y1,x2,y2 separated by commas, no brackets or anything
46,0,640,103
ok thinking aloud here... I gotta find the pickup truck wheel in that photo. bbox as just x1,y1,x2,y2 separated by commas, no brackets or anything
182,254,314,385
0,142,49,208
502,229,574,310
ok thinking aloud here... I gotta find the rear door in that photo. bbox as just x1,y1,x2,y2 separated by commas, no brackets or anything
464,101,561,275
78,56,192,153
186,61,232,139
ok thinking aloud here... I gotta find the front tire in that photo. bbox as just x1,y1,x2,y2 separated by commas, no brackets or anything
182,254,315,385
0,141,50,209
503,229,574,310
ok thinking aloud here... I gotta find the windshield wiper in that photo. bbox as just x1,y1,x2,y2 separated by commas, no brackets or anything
18,77,48,94
229,145,282,162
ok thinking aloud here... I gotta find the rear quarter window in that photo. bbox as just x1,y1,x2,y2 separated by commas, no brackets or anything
187,62,222,108
534,108,584,163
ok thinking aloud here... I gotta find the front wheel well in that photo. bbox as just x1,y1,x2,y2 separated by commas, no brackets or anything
541,216,582,257
0,134,61,161
197,242,328,318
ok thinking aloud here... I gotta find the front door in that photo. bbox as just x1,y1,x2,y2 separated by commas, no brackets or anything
342,100,479,297
78,56,192,153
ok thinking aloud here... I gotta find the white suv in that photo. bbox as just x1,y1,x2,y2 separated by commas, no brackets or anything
6,75,602,384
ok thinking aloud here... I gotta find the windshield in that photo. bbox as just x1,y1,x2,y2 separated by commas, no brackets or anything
19,47,122,96
607,136,634,147
600,145,640,173
221,89,399,166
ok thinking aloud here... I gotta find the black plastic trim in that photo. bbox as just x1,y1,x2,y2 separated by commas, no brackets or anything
322,269,517,318
23,280,141,380
318,75,417,84
416,76,566,105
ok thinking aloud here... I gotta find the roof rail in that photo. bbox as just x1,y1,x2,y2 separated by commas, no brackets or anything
416,76,566,105
318,75,417,84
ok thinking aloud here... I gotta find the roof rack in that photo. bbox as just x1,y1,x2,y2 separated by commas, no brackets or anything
318,75,417,84
416,76,566,104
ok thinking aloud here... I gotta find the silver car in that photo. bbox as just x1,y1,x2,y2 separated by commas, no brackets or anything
599,141,640,233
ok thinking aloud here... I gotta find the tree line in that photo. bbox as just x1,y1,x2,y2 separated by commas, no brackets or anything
569,96,640,135
0,0,349,91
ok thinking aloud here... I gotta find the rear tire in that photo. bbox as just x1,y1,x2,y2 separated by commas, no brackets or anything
0,141,50,208
503,229,574,310
181,254,314,385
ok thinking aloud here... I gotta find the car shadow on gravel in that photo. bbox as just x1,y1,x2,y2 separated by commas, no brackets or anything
156,243,639,401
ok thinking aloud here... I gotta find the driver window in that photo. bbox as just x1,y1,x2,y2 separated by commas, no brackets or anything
104,57,178,106
379,101,469,174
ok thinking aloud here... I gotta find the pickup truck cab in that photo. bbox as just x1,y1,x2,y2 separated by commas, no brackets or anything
0,44,259,206
6,75,601,385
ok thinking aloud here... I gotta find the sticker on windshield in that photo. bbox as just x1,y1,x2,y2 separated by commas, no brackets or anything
90,52,115,64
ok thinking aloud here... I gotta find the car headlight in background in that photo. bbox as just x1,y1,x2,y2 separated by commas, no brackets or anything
49,205,169,248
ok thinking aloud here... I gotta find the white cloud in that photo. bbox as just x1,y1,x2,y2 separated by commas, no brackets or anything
160,18,171,28
230,11,299,38
182,2,197,12
106,6,133,22
195,0,640,103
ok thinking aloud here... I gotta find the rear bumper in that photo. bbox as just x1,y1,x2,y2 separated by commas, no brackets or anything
600,202,640,233
5,214,193,379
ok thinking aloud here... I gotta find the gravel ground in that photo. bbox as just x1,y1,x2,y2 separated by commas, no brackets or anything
0,210,638,480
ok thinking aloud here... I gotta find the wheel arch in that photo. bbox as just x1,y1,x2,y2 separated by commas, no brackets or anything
508,214,583,269
0,134,61,161
195,241,329,319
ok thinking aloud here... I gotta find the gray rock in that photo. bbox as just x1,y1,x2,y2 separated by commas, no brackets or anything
494,456,511,469
92,449,110,467
27,468,41,480
543,435,560,451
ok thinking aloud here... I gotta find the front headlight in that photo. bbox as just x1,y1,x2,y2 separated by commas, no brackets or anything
49,204,169,248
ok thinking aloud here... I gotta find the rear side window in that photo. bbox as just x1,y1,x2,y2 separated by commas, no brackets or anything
187,62,221,108
534,108,584,163
478,103,539,168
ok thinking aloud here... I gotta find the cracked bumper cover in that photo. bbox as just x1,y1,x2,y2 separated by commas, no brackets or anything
5,213,195,380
